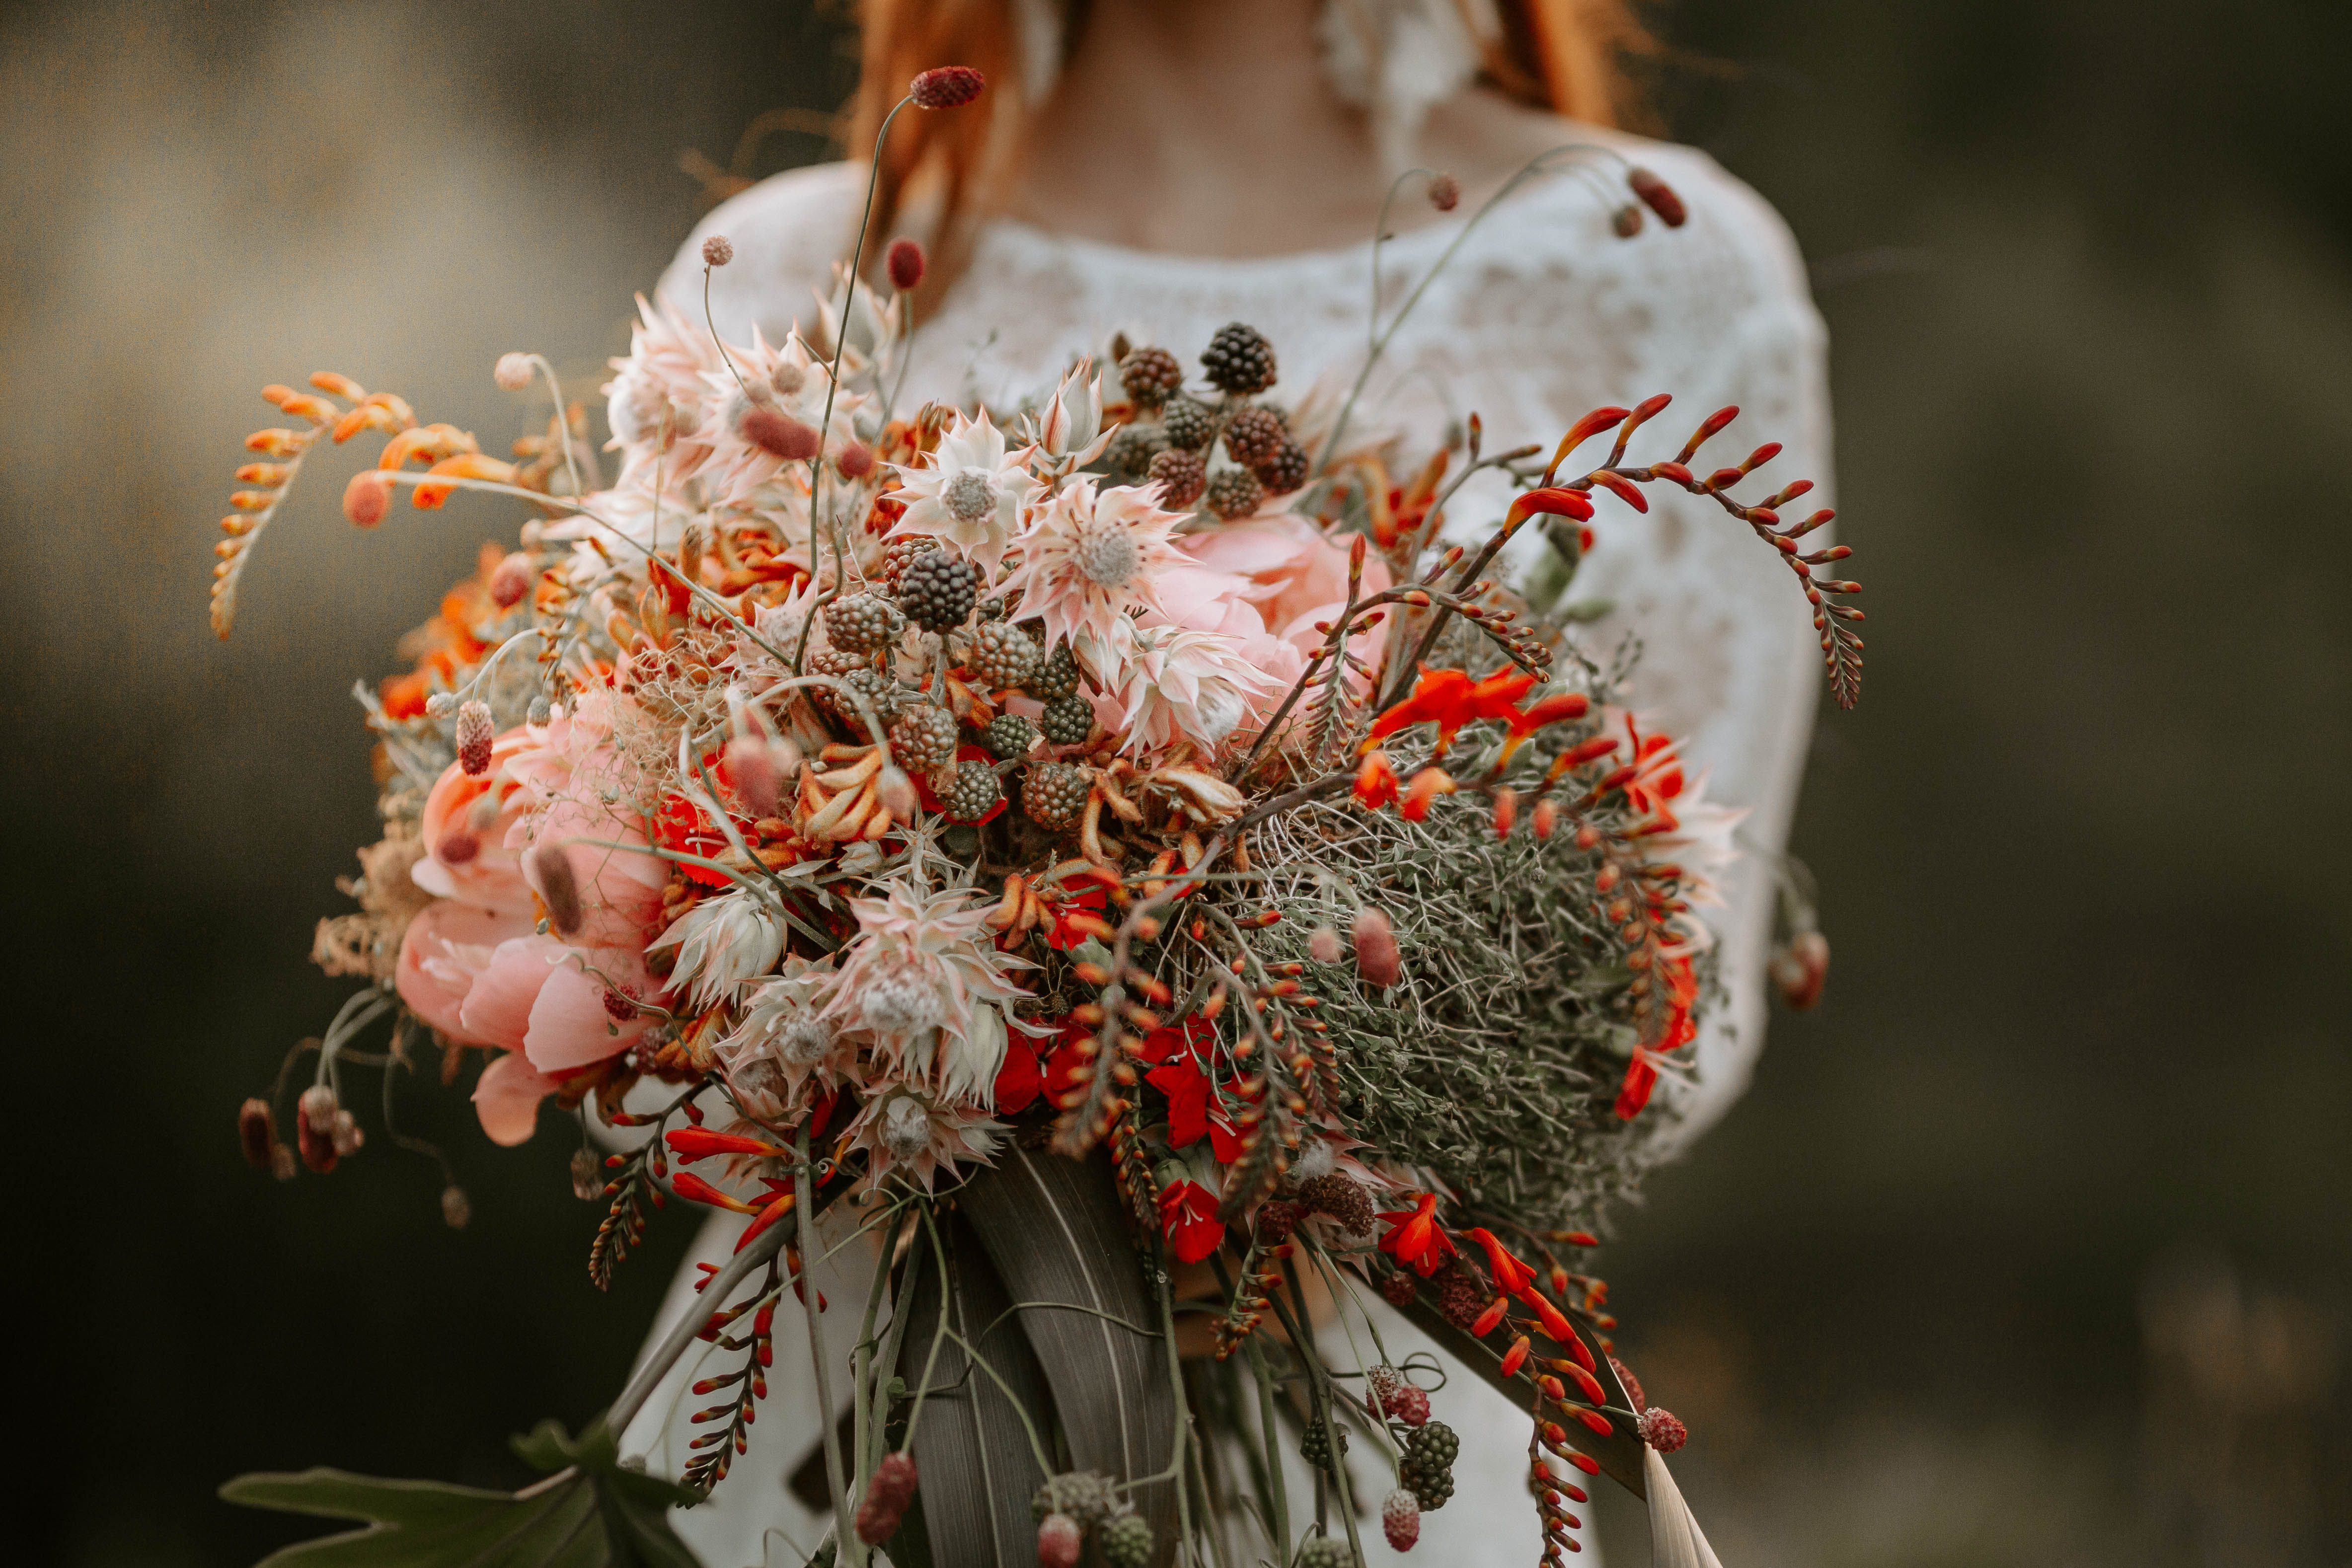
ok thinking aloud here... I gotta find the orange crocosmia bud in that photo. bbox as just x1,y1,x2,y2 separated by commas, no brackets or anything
1399,767,1455,822
1470,1295,1511,1338
1354,750,1400,810
1503,486,1594,532
1465,1227,1536,1294
1492,787,1518,837
1500,1335,1532,1377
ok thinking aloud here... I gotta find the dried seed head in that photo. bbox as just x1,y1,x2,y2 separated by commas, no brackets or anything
331,1108,365,1156
1428,172,1461,212
441,1185,473,1229
1352,905,1402,988
1611,203,1645,239
1608,1355,1646,1413
528,695,552,726
343,470,391,528
526,839,585,936
296,1084,339,1174
701,233,735,267
493,352,535,391
856,1451,920,1543
299,1083,337,1123
839,440,877,479
570,1145,602,1200
741,406,822,461
911,66,986,109
887,237,927,292
425,692,457,719
237,1097,277,1171
489,551,535,607
455,700,495,776
1382,1488,1423,1551
1638,1407,1687,1453
1627,167,1687,228
1308,924,1344,965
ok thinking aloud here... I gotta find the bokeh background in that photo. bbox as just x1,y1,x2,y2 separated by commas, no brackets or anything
7,1,2347,1563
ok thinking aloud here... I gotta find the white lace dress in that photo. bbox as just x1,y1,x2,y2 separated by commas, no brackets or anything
621,139,1829,1568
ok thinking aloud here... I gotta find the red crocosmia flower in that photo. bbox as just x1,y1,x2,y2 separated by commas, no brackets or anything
1042,884,1112,952
1042,1024,1095,1105
1399,767,1456,823
1503,486,1595,528
1470,1295,1511,1337
654,780,754,888
992,1043,1044,1114
669,1171,761,1214
666,1127,787,1163
736,1190,798,1252
1465,1228,1537,1295
1147,1052,1214,1150
1617,714,1688,827
1369,666,1538,756
1377,1193,1457,1276
1522,1287,1579,1349
1613,1048,1660,1120
1354,749,1400,810
1158,1179,1226,1264
1496,691,1592,769
1500,1335,1532,1377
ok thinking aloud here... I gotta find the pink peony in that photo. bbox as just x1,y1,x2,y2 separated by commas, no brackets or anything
395,693,671,1145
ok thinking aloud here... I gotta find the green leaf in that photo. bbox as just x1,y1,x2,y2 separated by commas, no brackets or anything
222,1420,705,1568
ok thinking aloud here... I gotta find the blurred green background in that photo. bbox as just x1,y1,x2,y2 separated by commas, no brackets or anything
5,1,2345,1563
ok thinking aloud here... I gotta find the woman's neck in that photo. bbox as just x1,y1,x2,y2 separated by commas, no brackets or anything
997,0,1589,259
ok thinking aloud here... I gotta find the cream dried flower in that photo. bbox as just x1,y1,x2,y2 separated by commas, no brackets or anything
716,956,860,1118
648,888,788,1013
997,477,1193,653
888,409,1038,564
822,883,1035,1101
845,1088,1002,1193
1081,617,1282,756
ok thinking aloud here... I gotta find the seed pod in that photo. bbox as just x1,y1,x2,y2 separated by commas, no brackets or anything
237,1098,277,1170
741,407,821,461
455,700,495,776
887,237,927,292
856,1451,919,1543
910,66,986,109
494,352,534,390
1036,1513,1082,1568
1638,1407,1686,1453
1428,172,1460,212
489,551,535,607
526,839,585,936
1352,906,1401,988
441,1185,472,1229
701,233,735,267
343,470,391,528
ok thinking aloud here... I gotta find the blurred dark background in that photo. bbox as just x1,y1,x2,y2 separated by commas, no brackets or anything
6,1,2346,1563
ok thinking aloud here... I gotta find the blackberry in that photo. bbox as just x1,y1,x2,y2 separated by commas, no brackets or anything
881,533,939,591
888,704,959,773
1097,1513,1153,1568
1103,422,1166,482
1039,693,1094,747
1298,1173,1375,1236
982,712,1041,760
825,591,904,655
962,619,1041,690
1201,322,1277,395
1220,405,1286,469
1206,466,1264,521
1254,1198,1302,1245
1296,1538,1353,1568
940,760,1003,822
1160,394,1215,452
1148,447,1207,509
897,551,978,632
1023,762,1089,830
1119,345,1184,408
1256,438,1310,496
1024,641,1082,702
1029,1472,1122,1530
1298,1417,1347,1473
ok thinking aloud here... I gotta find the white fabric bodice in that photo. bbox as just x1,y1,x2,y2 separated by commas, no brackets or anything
639,138,1830,1567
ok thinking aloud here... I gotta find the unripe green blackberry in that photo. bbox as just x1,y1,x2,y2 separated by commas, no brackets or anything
1148,447,1207,509
1206,466,1264,521
1298,1173,1375,1235
835,668,906,732
1221,404,1286,469
825,591,904,655
1097,1512,1153,1568
1023,762,1089,830
1119,345,1184,409
1160,395,1215,452
888,704,959,772
962,619,1041,690
897,551,978,632
1039,693,1094,747
1297,1537,1354,1568
1404,1421,1459,1472
1103,422,1166,482
1029,1472,1121,1530
1298,1416,1347,1473
1024,640,1081,701
1201,322,1277,395
940,760,1003,821
881,533,939,591
1256,438,1310,497
1397,1449,1454,1512
982,712,1040,760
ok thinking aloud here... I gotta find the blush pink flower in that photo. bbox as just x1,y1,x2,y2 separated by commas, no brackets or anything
1183,514,1394,682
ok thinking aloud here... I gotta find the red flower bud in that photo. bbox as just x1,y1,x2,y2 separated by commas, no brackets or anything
342,470,391,528
1638,1407,1687,1453
741,407,821,461
887,237,927,292
910,66,986,109
1352,905,1401,988
455,700,494,776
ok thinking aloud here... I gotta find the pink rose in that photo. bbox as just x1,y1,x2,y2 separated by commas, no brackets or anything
395,693,671,1145
1164,520,1394,720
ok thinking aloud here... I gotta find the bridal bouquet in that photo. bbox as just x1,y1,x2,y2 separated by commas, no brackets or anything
210,66,1860,1568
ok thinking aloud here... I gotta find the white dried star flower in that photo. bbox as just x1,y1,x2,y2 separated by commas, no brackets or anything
700,327,862,512
998,477,1193,653
649,888,788,1013
717,956,857,1116
603,294,724,485
823,883,1035,1101
846,1087,1002,1192
888,409,1038,564
1080,617,1281,756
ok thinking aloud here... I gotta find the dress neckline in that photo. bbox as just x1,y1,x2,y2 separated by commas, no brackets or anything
972,196,1503,282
